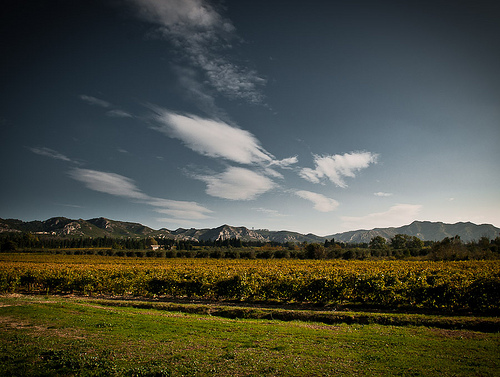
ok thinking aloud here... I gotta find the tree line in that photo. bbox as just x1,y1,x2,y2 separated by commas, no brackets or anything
0,232,499,260
0,233,290,252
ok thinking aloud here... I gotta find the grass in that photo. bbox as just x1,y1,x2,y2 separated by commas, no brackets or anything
1,295,499,376
89,298,500,332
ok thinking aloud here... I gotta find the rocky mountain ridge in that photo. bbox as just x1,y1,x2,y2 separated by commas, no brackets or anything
1,217,498,243
327,221,500,243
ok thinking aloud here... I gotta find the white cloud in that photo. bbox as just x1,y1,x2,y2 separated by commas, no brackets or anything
196,166,275,200
295,190,339,212
29,147,72,162
262,167,284,179
151,109,274,164
299,152,378,187
68,169,148,200
127,0,265,103
374,192,393,197
269,156,299,168
68,168,212,220
79,95,111,108
341,204,422,230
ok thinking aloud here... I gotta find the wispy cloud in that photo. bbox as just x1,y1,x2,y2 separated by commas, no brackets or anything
29,147,73,163
127,0,266,104
173,65,224,118
151,108,274,164
341,204,422,230
299,152,378,187
80,95,134,118
106,109,133,118
149,107,301,201
68,168,212,221
295,190,339,212
128,0,225,30
154,209,209,220
269,156,299,168
146,197,211,219
195,166,275,200
79,95,111,108
374,192,393,197
196,55,266,104
156,217,205,228
31,148,212,222
68,169,148,200
56,203,83,208
253,208,286,217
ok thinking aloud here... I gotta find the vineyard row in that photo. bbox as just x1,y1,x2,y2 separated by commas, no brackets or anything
1,255,499,313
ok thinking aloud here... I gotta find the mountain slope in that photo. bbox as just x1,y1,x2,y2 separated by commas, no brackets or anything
86,217,158,238
1,217,498,243
327,221,500,243
0,217,156,238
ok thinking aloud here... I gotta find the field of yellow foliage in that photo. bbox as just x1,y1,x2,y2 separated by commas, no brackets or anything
1,253,499,312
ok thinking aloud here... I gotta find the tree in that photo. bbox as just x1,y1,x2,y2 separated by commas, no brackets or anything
305,243,326,259
478,236,490,250
431,235,466,260
391,234,423,253
369,236,387,249
408,236,424,250
1,239,17,252
390,234,412,249
146,237,158,246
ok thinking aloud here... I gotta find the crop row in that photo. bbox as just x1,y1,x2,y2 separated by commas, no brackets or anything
1,255,499,312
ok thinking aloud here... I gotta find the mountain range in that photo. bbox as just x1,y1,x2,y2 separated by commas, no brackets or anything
1,217,499,243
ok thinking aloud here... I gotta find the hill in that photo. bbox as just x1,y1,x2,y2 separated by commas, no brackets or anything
327,221,500,243
1,217,498,243
0,217,159,239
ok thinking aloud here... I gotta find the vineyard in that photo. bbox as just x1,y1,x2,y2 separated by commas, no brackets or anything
1,254,499,313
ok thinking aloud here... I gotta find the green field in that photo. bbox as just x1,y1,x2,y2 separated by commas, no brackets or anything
1,295,499,376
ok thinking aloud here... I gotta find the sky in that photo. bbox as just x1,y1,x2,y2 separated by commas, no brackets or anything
1,0,499,236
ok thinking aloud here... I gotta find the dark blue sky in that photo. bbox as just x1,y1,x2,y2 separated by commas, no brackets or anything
2,0,499,234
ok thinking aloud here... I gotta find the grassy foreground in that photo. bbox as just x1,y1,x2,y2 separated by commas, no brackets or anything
1,295,499,376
